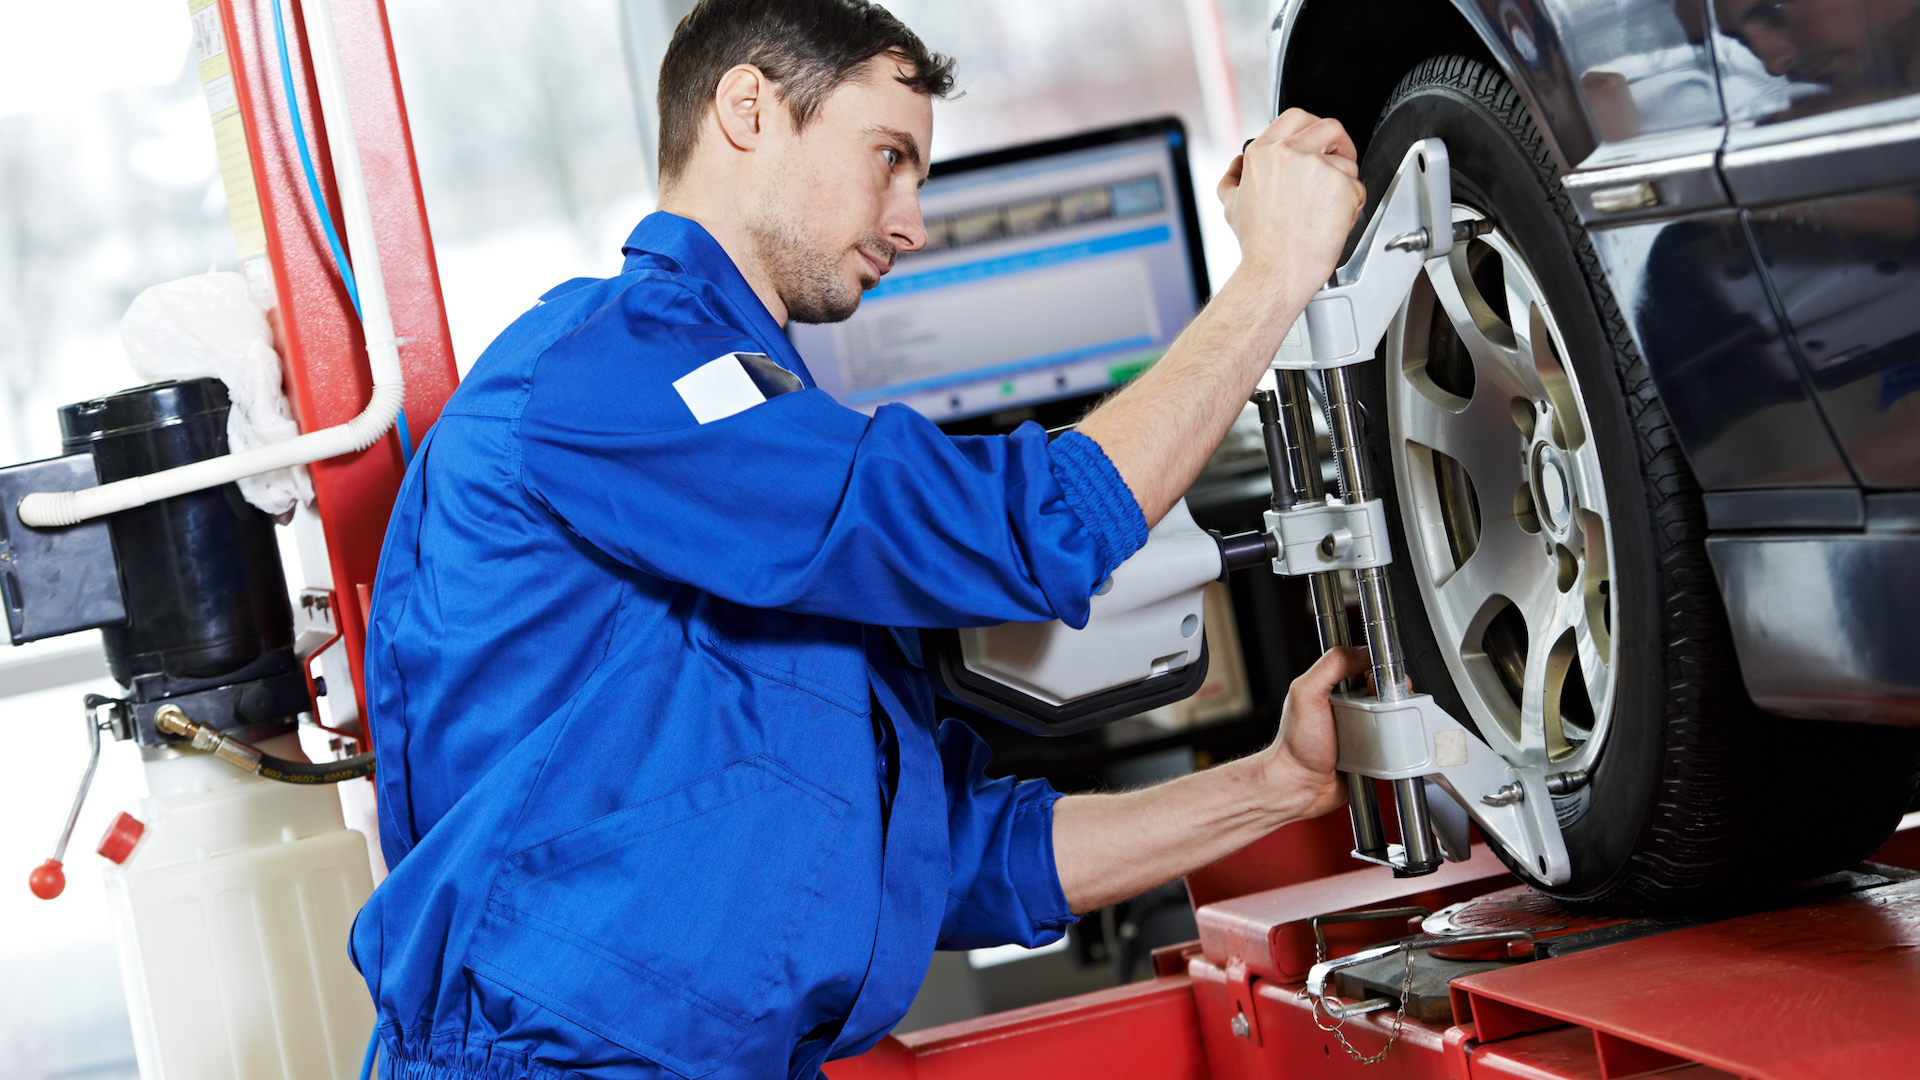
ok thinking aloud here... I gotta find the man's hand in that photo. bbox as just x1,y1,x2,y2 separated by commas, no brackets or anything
1050,646,1372,914
1219,110,1368,306
1250,645,1370,823
1074,109,1368,529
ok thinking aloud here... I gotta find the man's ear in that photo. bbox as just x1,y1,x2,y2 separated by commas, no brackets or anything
712,64,770,152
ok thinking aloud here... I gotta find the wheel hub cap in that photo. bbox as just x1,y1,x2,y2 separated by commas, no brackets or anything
1534,446,1571,532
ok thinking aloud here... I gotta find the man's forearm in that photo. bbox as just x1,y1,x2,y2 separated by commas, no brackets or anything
1050,752,1319,914
1072,110,1365,529
1074,264,1312,527
1048,646,1364,914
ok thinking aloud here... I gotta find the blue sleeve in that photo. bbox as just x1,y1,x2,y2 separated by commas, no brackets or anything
934,718,1077,950
516,282,1149,629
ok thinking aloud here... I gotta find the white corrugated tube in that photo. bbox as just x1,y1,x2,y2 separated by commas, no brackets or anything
17,0,402,530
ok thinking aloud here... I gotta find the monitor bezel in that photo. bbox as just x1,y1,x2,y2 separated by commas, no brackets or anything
848,116,1212,436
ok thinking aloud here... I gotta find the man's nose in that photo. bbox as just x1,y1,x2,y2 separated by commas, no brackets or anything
887,195,928,254
1754,32,1797,76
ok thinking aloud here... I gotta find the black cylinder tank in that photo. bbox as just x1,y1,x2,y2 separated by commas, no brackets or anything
59,379,294,689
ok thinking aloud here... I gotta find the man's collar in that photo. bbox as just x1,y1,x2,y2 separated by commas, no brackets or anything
620,212,817,389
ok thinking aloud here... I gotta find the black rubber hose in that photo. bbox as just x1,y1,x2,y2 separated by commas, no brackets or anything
155,704,375,784
254,753,375,785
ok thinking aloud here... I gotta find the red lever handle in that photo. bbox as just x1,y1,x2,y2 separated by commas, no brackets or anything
28,859,65,900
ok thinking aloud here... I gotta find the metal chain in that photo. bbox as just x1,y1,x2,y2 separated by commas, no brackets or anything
1298,937,1412,1066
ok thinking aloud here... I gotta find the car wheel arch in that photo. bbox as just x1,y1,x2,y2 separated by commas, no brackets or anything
1270,0,1595,172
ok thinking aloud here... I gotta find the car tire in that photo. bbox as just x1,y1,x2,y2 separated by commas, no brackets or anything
1348,55,1920,909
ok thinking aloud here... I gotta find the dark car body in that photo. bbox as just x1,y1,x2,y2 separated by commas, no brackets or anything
1267,0,1920,725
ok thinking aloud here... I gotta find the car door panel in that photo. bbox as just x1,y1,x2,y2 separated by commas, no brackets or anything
1713,0,1920,488
1586,213,1856,487
1745,189,1920,487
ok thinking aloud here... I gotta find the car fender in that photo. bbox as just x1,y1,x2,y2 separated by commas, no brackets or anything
1268,0,1596,172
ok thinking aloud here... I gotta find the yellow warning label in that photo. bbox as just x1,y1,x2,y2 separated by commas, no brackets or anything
189,0,269,281
211,114,266,263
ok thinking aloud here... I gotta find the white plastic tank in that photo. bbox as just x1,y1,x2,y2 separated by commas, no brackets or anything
105,734,375,1080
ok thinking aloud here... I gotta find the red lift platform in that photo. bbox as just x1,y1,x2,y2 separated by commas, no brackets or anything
829,813,1920,1080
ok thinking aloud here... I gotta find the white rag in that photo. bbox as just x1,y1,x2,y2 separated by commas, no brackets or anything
120,272,313,518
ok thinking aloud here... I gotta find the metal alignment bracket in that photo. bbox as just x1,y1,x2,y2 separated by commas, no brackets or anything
1275,138,1455,371
1305,929,1537,1009
1305,906,1430,1017
1331,692,1573,886
1262,497,1393,576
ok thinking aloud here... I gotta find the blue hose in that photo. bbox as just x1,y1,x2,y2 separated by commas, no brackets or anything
359,1026,380,1080
268,0,414,465
270,0,359,317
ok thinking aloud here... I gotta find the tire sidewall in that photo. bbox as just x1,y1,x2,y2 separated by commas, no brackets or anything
1353,80,1664,898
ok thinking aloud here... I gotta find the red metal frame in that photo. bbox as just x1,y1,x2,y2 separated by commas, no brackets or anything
1447,879,1920,1078
218,0,459,737
829,979,1209,1080
831,816,1920,1080
1195,845,1512,986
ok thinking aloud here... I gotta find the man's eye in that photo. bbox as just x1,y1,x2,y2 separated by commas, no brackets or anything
882,147,900,169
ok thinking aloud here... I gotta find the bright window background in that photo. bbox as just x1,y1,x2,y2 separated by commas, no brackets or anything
0,1,1274,1073
1,2,210,1075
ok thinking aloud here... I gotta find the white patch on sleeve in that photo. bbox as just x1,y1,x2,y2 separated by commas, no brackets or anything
674,352,769,424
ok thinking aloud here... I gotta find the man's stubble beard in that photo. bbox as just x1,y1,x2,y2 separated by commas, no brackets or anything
749,190,888,325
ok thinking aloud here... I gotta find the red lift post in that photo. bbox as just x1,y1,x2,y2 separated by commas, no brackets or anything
212,0,459,725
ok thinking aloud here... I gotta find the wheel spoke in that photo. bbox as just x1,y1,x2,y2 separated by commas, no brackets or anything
1528,302,1588,450
1519,591,1584,756
1505,278,1540,349
1575,613,1612,725
1516,633,1553,755
1569,441,1609,521
1396,376,1525,498
1435,514,1549,639
1573,508,1614,734
1425,253,1547,404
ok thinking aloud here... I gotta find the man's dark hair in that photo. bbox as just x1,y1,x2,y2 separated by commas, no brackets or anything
656,0,956,183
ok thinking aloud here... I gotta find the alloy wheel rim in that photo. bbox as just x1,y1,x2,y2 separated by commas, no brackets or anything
1383,205,1617,789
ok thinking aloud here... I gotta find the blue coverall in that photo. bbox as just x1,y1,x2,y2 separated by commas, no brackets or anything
351,212,1152,1080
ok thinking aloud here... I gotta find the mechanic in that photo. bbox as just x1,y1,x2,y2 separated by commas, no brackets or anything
348,1,1368,1077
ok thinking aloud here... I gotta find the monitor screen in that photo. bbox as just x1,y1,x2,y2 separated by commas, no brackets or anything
789,118,1209,426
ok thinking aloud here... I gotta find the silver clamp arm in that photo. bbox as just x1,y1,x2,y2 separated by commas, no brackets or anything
1279,138,1489,370
1262,498,1394,575
1331,692,1575,885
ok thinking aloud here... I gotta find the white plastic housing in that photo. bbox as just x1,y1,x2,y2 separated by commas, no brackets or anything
958,499,1223,706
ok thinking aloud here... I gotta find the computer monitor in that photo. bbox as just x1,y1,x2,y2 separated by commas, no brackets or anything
789,117,1210,430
